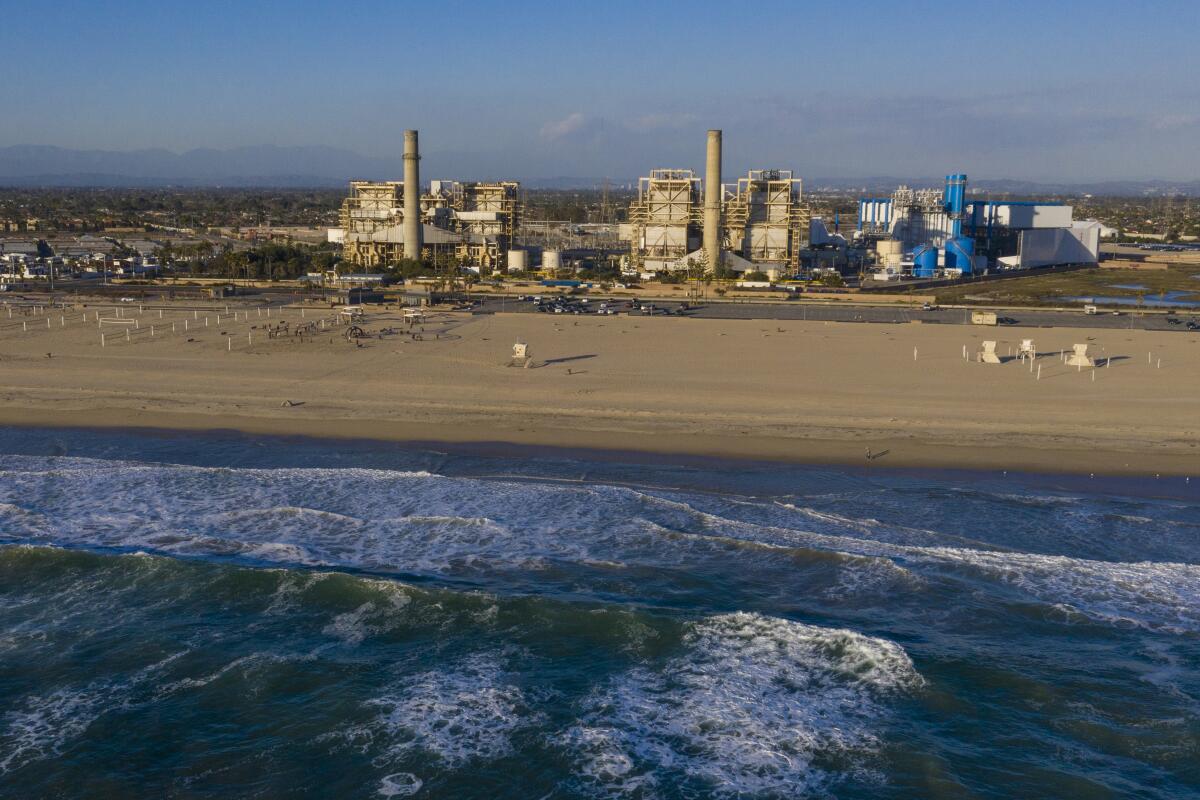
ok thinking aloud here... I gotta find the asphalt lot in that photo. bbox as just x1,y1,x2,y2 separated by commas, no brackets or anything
473,296,1200,332
5,289,1196,334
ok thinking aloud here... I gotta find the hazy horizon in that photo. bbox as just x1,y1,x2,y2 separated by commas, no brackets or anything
4,0,1199,183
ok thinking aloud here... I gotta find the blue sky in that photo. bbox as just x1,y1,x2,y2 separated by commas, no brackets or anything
3,0,1198,181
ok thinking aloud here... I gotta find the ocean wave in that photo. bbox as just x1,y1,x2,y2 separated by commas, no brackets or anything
2,454,1197,636
322,590,413,646
613,496,1200,634
560,612,922,798
0,651,185,774
0,454,440,482
925,548,1200,634
710,520,1200,634
366,650,545,768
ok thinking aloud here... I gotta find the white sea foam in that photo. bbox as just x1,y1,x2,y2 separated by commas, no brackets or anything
824,555,920,599
0,687,104,773
361,650,543,768
561,612,921,798
925,548,1200,634
377,772,423,797
0,651,184,773
320,593,411,646
626,495,1200,634
2,454,1197,633
1135,640,1200,711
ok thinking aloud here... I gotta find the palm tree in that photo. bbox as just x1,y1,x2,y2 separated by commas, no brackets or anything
153,243,174,281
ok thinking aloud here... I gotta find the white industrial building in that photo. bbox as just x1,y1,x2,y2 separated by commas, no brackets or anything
621,133,813,276
1000,221,1102,269
622,169,702,272
335,130,522,271
722,169,811,269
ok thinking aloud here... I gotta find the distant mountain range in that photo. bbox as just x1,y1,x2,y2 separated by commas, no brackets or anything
803,177,1200,197
0,145,1197,196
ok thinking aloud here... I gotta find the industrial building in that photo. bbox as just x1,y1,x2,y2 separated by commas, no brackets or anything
338,130,522,271
339,179,522,270
723,169,811,271
624,169,703,272
858,174,1101,280
622,131,811,276
427,180,521,267
335,129,1097,284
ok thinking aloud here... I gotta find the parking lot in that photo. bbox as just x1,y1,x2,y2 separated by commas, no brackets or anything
472,294,1198,332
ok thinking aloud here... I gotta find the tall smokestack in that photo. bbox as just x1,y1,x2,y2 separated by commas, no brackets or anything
403,130,423,261
703,129,722,273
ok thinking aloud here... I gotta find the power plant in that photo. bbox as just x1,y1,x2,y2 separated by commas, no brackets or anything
857,173,1100,281
340,130,522,271
335,129,1100,282
624,169,702,272
622,131,812,276
723,169,811,271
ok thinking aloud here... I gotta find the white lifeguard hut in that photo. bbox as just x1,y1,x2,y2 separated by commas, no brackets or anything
1066,343,1095,368
978,340,1002,364
509,341,533,368
1018,339,1036,359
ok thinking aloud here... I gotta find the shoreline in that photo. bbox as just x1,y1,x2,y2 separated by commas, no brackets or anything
0,406,1194,479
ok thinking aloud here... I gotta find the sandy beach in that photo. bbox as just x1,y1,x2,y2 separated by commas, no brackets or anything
0,301,1196,475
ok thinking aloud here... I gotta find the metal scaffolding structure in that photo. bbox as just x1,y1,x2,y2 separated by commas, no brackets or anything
339,181,407,268
624,166,812,273
427,181,522,269
626,169,702,271
722,169,811,270
888,186,951,249
339,179,523,270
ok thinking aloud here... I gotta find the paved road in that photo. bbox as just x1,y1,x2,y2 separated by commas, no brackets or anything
7,289,1196,334
1,291,306,312
473,296,1200,333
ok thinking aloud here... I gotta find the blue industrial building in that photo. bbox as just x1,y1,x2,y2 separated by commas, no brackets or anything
857,174,1100,282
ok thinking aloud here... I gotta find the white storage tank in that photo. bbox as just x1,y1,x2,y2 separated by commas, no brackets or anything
542,249,561,272
506,249,528,272
876,239,903,268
